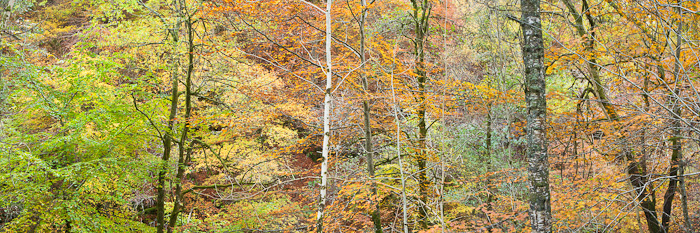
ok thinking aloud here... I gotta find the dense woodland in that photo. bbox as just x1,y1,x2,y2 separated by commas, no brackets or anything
1,0,699,231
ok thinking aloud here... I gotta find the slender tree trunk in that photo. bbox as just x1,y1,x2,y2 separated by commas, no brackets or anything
417,95,428,230
628,158,661,233
560,0,618,120
438,25,447,230
484,105,495,232
630,65,660,231
679,157,691,232
485,105,495,229
167,13,196,232
661,99,681,232
615,58,661,233
156,24,181,233
409,0,431,228
358,0,382,231
394,86,410,233
389,36,410,233
316,0,332,231
633,60,661,233
661,7,683,231
520,0,552,231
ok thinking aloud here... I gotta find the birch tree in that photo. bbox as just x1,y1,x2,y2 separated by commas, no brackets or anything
316,0,332,231
519,0,552,231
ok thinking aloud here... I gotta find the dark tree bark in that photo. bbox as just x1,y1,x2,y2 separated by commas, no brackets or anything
519,0,552,231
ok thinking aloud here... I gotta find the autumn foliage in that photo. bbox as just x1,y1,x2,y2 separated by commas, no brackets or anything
0,0,699,232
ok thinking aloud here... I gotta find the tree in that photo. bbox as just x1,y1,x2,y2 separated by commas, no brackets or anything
357,0,383,230
139,1,183,231
546,0,700,231
166,5,199,232
136,0,202,231
0,2,157,231
408,0,432,228
660,1,685,231
519,0,552,231
316,0,333,231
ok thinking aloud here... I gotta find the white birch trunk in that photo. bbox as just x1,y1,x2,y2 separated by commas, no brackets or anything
316,0,332,232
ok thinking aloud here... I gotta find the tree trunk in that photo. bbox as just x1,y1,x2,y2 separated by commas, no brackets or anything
409,0,431,228
519,0,552,231
395,92,410,233
560,0,618,121
167,13,196,232
316,0,332,231
156,24,181,233
390,45,410,233
679,157,691,232
485,105,495,228
661,7,683,231
358,0,382,230
1,0,16,28
628,159,661,233
661,106,681,232
636,58,662,233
